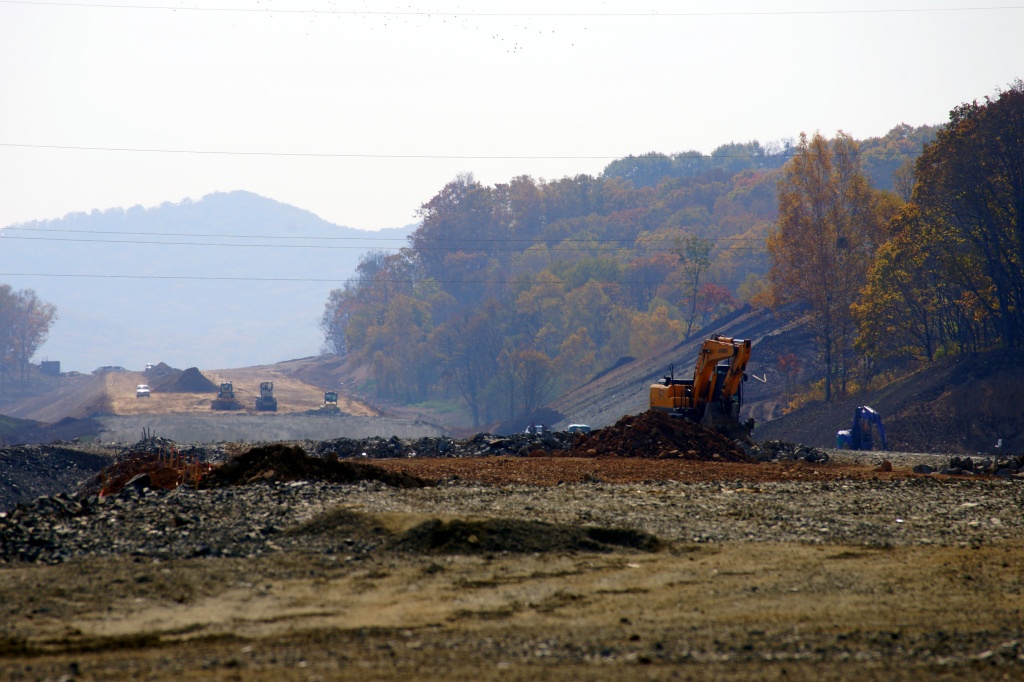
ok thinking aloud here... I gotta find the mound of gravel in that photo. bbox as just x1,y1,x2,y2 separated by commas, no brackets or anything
391,517,662,555
751,440,831,463
569,410,752,462
313,431,576,459
0,445,111,511
201,443,430,489
288,508,662,555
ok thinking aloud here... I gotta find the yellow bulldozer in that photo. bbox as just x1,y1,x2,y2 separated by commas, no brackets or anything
211,382,244,410
649,335,754,440
321,391,341,414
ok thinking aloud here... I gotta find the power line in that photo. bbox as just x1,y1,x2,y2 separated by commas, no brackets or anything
0,143,621,160
1,225,768,245
0,271,752,286
0,234,768,253
0,142,924,160
2,1,1021,17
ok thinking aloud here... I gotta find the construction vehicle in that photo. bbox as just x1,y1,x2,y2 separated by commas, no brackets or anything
211,382,243,410
649,335,754,440
836,406,887,450
321,390,341,413
255,381,278,411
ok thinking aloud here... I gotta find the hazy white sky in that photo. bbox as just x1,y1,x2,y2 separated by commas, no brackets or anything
1,0,1022,231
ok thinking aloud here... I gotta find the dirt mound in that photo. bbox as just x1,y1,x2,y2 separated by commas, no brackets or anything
569,410,752,462
202,444,430,488
393,517,662,554
290,508,662,554
144,362,177,378
1,445,110,511
175,367,219,392
0,415,102,446
79,450,210,497
150,367,218,393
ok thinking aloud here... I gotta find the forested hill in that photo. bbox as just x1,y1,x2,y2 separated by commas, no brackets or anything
322,124,938,428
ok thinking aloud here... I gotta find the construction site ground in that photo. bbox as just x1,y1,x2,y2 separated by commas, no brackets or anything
2,437,1023,680
2,344,1024,679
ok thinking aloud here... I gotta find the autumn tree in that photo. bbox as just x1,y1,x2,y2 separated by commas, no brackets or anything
623,254,677,311
0,286,58,387
674,235,713,337
777,353,801,394
0,285,15,389
912,80,1024,349
765,131,895,401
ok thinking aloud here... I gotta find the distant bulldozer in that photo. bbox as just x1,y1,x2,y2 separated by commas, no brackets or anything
255,381,278,411
211,382,243,410
321,390,341,414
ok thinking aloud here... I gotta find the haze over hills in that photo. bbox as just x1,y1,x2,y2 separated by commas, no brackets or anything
0,191,416,372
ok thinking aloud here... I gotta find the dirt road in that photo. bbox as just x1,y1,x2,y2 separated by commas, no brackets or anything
2,542,1020,681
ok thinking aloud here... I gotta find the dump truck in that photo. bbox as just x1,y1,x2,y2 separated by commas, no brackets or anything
255,381,278,411
211,382,243,410
649,334,754,440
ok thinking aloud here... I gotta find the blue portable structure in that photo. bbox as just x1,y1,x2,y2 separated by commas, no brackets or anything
836,406,887,450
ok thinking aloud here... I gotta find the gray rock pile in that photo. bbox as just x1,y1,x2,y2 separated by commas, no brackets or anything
914,454,1024,478
312,431,575,459
750,440,831,463
0,445,110,510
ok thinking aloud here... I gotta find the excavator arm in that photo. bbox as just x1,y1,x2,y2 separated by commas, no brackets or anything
691,336,751,406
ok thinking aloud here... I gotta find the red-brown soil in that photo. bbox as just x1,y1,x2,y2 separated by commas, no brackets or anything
373,456,910,485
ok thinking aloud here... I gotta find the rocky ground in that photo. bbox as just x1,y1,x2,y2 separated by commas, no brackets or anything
1,415,1023,680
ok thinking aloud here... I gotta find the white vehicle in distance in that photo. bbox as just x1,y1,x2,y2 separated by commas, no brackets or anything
136,384,151,398
566,423,592,434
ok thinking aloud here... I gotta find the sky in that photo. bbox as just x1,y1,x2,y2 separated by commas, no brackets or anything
1,0,1023,233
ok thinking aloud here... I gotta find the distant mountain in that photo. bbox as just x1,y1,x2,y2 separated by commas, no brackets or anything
0,191,416,372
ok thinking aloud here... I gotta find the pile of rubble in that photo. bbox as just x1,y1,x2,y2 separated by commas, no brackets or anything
750,440,831,463
313,431,575,459
202,443,429,489
568,411,752,462
914,454,1024,478
0,445,109,510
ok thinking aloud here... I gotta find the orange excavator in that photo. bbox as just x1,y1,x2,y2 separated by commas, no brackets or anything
649,335,754,440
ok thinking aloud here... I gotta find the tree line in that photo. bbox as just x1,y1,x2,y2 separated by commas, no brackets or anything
764,80,1024,401
321,121,941,423
0,285,58,390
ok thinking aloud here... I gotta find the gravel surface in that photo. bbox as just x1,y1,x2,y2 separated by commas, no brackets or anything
3,462,1021,565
